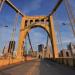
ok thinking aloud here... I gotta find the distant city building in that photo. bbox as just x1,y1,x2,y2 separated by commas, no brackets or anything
38,44,44,52
37,45,52,59
59,49,72,57
8,41,15,54
67,42,75,57
32,51,38,57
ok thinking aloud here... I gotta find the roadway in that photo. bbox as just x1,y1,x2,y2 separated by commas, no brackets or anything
0,59,75,75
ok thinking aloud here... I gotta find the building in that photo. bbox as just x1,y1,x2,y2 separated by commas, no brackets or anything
67,42,75,57
38,44,44,52
32,51,38,57
37,45,52,59
59,49,72,57
8,41,15,54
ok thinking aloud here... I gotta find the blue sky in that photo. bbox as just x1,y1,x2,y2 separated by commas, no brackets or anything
0,0,75,54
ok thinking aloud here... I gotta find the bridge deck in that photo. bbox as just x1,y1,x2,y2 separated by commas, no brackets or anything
0,59,75,75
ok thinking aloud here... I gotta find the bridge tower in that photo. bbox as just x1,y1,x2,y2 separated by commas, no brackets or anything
16,15,58,59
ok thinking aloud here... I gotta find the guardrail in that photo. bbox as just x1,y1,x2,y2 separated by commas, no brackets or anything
49,57,75,67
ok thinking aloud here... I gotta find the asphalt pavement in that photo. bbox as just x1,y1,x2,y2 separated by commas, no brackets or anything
0,59,75,75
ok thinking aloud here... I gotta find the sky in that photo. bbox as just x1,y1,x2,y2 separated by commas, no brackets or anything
0,0,75,54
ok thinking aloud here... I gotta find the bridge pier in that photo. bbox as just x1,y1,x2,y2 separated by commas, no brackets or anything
49,16,59,58
16,17,26,60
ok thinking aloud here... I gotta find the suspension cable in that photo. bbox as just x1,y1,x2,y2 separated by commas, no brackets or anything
53,15,63,50
46,35,48,48
63,0,75,36
57,22,63,49
0,0,5,12
11,12,19,41
62,2,74,36
27,33,33,52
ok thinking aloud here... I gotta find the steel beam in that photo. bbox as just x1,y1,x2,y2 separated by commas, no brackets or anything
49,16,59,58
0,0,2,3
40,0,63,20
5,0,63,18
0,0,5,12
50,0,63,15
5,0,24,17
28,33,33,52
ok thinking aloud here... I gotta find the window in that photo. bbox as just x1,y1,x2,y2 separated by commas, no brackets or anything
60,51,63,57
46,19,49,22
30,20,33,24
35,19,39,22
66,52,69,57
25,20,28,26
41,19,44,22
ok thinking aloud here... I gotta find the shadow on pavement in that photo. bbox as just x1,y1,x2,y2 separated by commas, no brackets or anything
39,59,75,75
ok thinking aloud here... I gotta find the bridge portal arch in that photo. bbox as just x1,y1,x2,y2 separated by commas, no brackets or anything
17,16,58,59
